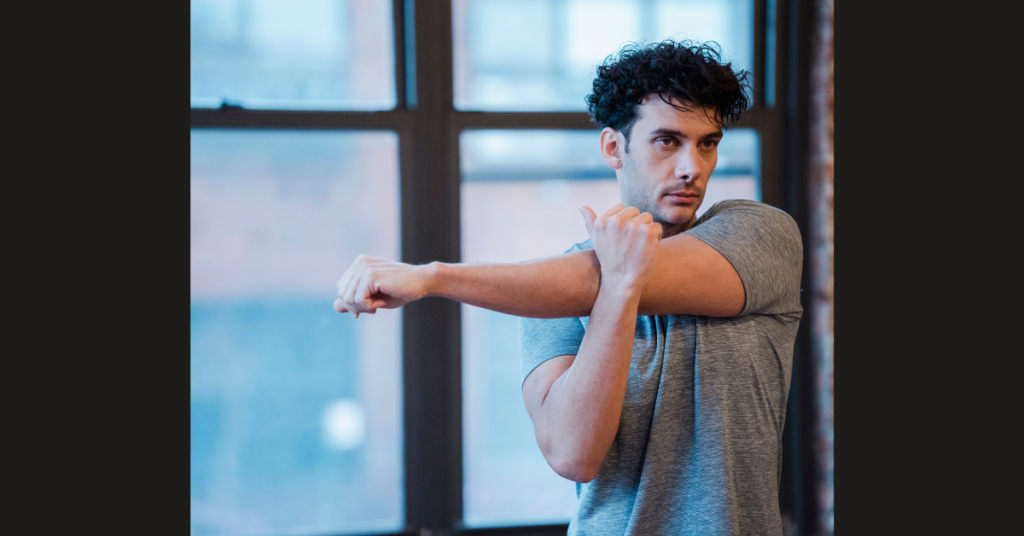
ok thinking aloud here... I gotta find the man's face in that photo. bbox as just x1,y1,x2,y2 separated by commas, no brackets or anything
603,96,722,235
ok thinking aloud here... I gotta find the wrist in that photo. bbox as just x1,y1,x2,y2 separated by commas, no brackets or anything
598,273,645,299
421,261,444,297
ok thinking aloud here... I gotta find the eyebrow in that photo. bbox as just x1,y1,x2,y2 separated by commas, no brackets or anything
649,128,723,140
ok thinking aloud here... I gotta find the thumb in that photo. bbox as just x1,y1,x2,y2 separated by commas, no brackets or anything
579,206,597,237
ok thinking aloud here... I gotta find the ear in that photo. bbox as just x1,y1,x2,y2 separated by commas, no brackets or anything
599,127,624,170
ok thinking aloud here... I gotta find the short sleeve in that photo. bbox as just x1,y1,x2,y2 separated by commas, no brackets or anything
518,239,592,385
519,316,586,385
685,200,803,316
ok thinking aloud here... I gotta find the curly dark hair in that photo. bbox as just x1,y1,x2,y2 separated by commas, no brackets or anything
585,40,751,150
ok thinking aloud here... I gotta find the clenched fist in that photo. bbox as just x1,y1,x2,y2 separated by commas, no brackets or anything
579,204,663,292
334,255,432,318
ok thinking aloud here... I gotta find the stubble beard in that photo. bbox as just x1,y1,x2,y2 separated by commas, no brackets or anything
620,154,687,226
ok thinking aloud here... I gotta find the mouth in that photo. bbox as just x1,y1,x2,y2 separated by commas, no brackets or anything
665,191,699,205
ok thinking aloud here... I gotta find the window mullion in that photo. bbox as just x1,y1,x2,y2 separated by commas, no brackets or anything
400,0,463,533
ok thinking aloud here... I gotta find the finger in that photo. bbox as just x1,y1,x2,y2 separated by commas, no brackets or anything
343,263,368,311
618,206,641,218
334,298,348,313
340,256,367,293
637,212,654,224
365,276,389,309
337,266,359,311
341,254,373,304
600,203,625,218
347,272,371,313
358,273,378,313
342,273,361,313
579,206,597,236
337,261,358,298
649,222,664,240
337,271,350,298
354,269,383,314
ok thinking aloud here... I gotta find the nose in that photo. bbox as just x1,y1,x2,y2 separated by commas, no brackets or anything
674,143,701,183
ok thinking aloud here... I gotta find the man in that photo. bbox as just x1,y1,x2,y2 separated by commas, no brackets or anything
334,41,802,535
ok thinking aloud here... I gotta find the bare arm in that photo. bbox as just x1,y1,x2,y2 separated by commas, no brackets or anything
519,206,659,482
426,231,743,317
521,284,639,482
333,205,732,480
423,250,601,318
333,210,743,318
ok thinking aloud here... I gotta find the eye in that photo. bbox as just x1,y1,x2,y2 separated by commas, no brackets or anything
655,137,676,147
699,139,720,149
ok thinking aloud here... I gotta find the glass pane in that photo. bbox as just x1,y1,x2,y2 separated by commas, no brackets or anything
191,0,396,110
191,130,402,535
459,128,758,527
453,0,753,111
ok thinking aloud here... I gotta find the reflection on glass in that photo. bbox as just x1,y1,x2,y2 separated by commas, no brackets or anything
459,128,759,527
190,130,402,535
453,0,753,111
190,0,395,110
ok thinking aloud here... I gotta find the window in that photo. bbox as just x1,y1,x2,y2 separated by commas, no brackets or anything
192,1,817,534
453,0,754,111
190,0,396,109
190,130,402,535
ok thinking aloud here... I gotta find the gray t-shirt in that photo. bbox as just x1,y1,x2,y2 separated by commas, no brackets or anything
520,199,803,535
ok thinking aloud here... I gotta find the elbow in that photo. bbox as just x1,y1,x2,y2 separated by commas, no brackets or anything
545,449,603,483
533,417,609,483
566,465,601,484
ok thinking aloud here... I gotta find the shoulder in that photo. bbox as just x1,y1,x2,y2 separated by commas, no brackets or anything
691,200,802,248
690,200,803,316
696,199,798,229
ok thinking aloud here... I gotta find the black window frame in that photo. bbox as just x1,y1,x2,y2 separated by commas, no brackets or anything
189,0,818,534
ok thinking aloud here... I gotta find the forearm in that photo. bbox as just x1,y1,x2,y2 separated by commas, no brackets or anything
335,215,740,318
426,250,602,318
425,232,743,319
533,283,640,482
